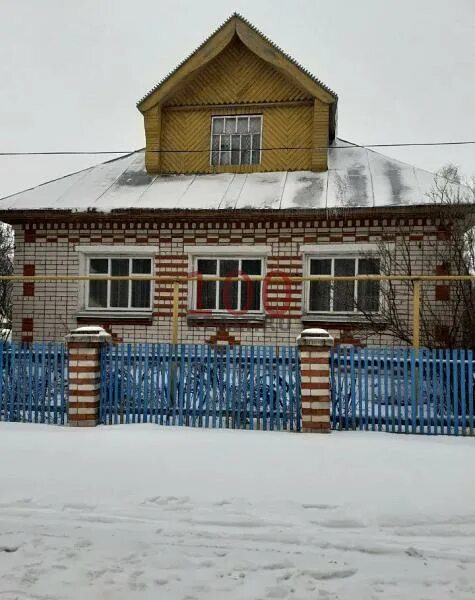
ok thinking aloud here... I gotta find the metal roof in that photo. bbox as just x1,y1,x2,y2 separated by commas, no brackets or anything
0,139,466,214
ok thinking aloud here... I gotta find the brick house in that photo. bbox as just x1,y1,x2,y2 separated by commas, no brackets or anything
0,14,465,346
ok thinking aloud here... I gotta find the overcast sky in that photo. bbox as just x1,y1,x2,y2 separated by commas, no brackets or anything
0,0,473,199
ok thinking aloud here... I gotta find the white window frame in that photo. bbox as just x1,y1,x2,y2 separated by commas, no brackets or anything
303,244,382,315
210,115,263,167
76,246,157,314
86,257,153,312
185,245,270,315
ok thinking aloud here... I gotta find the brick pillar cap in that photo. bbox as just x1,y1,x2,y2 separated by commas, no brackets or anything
297,328,334,347
66,326,112,344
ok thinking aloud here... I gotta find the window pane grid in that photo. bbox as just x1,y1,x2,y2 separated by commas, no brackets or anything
308,257,380,314
87,257,152,311
196,258,263,312
211,116,262,166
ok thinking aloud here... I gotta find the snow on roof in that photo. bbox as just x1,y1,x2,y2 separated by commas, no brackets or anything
0,139,465,214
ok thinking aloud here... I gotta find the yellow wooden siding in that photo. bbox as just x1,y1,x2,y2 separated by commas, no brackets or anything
144,105,162,173
311,99,329,171
159,104,314,173
165,37,312,107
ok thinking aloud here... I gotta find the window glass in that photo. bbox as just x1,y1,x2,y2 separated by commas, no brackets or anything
241,134,251,165
249,117,261,133
197,281,216,310
110,259,129,308
219,260,239,310
213,118,224,134
132,281,150,308
251,134,261,165
237,117,248,134
196,259,217,310
309,259,331,312
231,134,240,165
308,256,380,313
88,258,108,308
358,258,380,312
333,259,355,312
211,115,262,166
87,256,152,311
132,259,151,274
224,117,236,134
195,257,263,312
90,259,108,274
241,260,261,310
89,280,107,308
197,259,217,275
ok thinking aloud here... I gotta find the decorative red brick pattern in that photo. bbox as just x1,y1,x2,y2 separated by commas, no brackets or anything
67,335,110,427
298,340,333,434
207,326,240,346
7,213,442,346
435,284,450,301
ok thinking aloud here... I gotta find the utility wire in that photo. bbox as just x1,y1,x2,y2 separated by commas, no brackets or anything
0,141,475,156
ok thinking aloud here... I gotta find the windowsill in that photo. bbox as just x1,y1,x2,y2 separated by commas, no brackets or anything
76,310,153,324
187,312,266,326
302,313,387,325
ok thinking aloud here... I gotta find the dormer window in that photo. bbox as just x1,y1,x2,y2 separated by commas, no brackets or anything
210,115,262,166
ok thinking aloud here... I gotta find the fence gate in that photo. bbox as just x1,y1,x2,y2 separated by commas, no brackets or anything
100,343,300,431
0,342,68,424
330,346,475,435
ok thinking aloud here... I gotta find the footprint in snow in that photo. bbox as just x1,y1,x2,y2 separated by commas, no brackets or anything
300,568,357,581
75,539,93,549
405,546,424,558
0,545,19,553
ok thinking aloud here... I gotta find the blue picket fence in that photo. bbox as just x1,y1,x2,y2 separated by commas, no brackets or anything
0,342,68,424
100,343,301,431
330,346,475,435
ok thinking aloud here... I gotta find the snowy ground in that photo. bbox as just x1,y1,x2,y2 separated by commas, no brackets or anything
0,424,474,599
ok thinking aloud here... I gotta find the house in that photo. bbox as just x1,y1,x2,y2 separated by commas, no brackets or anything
0,14,466,347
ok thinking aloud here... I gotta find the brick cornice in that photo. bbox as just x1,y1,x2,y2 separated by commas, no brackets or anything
0,204,465,226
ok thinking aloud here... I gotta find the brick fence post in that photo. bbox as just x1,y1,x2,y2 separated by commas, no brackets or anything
297,328,334,433
66,326,112,427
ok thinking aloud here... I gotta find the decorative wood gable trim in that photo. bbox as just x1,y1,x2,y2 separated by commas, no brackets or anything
138,19,236,113
137,14,337,113
234,20,335,104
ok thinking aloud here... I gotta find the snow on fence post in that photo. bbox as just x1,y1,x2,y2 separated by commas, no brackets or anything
297,328,334,433
66,326,112,427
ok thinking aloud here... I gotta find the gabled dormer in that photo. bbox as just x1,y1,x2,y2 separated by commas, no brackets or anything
137,13,337,175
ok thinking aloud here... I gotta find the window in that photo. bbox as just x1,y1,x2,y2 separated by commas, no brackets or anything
308,256,380,313
194,257,263,312
87,257,152,311
210,115,262,166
